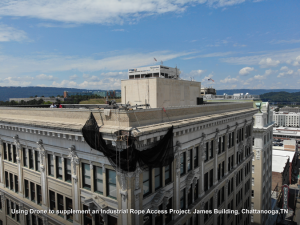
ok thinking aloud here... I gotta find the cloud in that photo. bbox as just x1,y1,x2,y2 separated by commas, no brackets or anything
277,70,294,78
0,0,258,25
0,76,32,86
258,58,280,68
0,24,27,42
52,78,121,89
37,23,78,28
222,48,300,66
0,50,191,77
293,55,300,66
69,74,78,80
280,66,289,71
239,67,254,75
220,76,239,83
82,74,90,78
183,51,233,60
36,74,57,81
253,69,274,80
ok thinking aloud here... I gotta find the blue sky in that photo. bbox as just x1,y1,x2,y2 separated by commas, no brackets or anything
0,0,299,90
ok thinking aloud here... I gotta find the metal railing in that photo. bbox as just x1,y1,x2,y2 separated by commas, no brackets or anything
203,94,260,100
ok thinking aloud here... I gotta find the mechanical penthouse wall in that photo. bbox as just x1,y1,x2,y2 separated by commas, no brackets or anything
121,78,201,108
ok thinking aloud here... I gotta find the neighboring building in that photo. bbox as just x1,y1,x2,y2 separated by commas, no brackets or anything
273,127,300,141
64,90,121,99
201,87,216,95
0,74,257,225
9,97,64,103
128,65,181,80
273,112,300,127
252,102,274,225
279,106,300,113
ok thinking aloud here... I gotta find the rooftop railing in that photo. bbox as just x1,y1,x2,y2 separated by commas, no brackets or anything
203,94,260,100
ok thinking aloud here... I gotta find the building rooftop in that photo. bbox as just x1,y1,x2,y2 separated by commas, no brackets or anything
272,149,295,173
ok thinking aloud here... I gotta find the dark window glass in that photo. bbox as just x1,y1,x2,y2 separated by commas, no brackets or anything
6,199,10,216
66,198,73,222
65,158,72,182
204,172,208,191
180,189,185,210
38,218,43,225
194,180,198,201
165,198,172,224
23,148,27,167
16,204,20,222
194,147,199,168
29,150,34,169
187,185,192,206
187,150,192,171
32,215,36,225
83,205,92,225
94,166,103,194
180,152,186,175
107,215,118,225
9,173,13,190
8,144,12,161
143,214,152,225
13,145,17,163
143,169,151,196
48,154,54,176
14,175,18,193
0,196,2,209
37,185,42,205
165,164,171,185
35,151,40,172
205,142,209,161
24,180,29,198
209,169,213,187
30,182,35,201
11,201,15,219
3,143,7,160
56,156,62,179
107,170,117,199
82,163,91,190
154,168,162,190
49,190,56,210
210,140,214,159
155,204,163,225
26,214,30,225
5,172,9,188
57,194,64,217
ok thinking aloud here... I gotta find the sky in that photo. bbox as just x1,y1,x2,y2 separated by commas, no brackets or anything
0,0,299,90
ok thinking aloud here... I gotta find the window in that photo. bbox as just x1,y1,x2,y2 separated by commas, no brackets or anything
56,156,63,179
29,150,34,169
165,198,172,224
38,218,43,225
180,189,186,210
26,214,30,225
37,185,42,205
30,182,35,202
66,198,73,222
16,204,19,222
32,215,36,225
194,147,199,168
5,172,8,188
48,154,54,176
8,144,12,161
180,153,186,175
13,145,17,163
210,140,214,159
204,172,208,192
82,163,91,190
3,143,7,160
34,151,40,172
23,148,27,167
165,164,172,185
65,158,72,182
205,142,209,161
209,169,213,187
14,175,18,193
187,150,192,171
143,169,151,196
252,165,254,173
154,168,162,190
94,166,103,194
11,201,15,219
187,185,192,206
83,205,92,225
194,180,198,201
6,199,10,216
10,173,13,190
107,169,117,199
57,194,64,217
251,190,254,197
24,180,29,198
49,190,56,210
252,178,254,186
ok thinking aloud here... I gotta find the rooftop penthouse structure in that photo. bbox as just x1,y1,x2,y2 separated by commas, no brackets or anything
128,65,181,80
0,69,258,225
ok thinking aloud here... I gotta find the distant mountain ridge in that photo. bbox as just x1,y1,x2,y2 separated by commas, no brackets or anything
216,89,300,95
0,87,299,101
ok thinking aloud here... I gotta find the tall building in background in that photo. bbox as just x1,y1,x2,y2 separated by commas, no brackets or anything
0,70,257,225
252,102,274,225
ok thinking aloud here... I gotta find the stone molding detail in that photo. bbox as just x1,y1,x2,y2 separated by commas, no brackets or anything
226,125,230,134
68,145,79,174
13,135,21,161
151,188,173,210
238,142,244,153
186,170,199,188
37,139,46,171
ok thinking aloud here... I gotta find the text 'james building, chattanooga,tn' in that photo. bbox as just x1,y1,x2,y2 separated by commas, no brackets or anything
0,65,257,225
